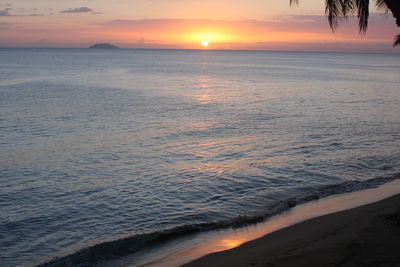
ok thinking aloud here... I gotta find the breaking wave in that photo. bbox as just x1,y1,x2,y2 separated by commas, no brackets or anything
35,174,400,267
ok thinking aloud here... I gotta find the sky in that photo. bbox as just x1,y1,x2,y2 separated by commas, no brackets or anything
0,0,399,52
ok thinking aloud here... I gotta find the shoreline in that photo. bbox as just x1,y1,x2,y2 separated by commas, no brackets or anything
184,193,400,266
135,179,400,267
36,179,400,267
184,193,400,267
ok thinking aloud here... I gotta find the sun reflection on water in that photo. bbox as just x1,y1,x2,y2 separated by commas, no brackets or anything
189,75,240,105
221,238,246,249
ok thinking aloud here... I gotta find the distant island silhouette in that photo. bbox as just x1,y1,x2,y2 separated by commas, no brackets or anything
89,43,120,49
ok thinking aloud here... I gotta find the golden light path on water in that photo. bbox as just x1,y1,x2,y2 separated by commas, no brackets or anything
110,179,400,267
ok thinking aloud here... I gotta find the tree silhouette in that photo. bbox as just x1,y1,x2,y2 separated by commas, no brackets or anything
290,0,400,46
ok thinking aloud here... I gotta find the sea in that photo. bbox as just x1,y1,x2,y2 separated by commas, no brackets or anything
0,48,399,267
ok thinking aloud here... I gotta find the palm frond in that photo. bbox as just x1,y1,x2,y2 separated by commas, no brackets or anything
375,0,389,12
383,0,400,26
355,0,370,33
394,34,400,46
325,0,343,31
292,0,370,33
291,0,400,44
341,0,355,16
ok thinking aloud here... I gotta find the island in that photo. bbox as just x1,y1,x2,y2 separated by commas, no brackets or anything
89,43,120,49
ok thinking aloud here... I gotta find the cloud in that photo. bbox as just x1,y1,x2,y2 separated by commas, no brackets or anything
38,38,48,43
100,14,396,35
1,14,398,52
0,7,44,17
61,7,97,14
97,15,398,51
0,8,11,16
37,38,51,47
17,8,39,12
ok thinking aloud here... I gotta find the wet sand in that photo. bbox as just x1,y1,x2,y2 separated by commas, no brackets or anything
184,193,400,267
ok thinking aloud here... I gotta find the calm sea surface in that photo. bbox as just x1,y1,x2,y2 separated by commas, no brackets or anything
0,48,399,266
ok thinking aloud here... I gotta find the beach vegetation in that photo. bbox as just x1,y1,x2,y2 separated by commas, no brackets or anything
290,0,400,46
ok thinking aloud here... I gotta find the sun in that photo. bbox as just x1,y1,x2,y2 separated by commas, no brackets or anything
201,40,209,48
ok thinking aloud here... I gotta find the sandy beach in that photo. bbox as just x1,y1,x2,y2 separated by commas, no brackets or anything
184,193,400,267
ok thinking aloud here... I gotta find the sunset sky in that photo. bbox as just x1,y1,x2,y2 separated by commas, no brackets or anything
1,0,399,52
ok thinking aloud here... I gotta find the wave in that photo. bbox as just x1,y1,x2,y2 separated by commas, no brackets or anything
35,174,400,267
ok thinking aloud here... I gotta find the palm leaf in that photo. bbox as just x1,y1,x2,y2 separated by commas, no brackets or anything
394,34,400,46
291,0,391,33
291,0,399,46
375,0,389,11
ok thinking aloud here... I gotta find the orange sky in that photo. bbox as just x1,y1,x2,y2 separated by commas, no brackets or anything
0,0,399,52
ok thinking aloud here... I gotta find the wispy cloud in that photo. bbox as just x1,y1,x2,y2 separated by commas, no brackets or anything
17,8,39,12
0,7,44,17
61,7,99,14
0,8,11,16
100,14,397,37
0,14,398,52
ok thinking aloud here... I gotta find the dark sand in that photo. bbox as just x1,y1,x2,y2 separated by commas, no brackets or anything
184,194,400,267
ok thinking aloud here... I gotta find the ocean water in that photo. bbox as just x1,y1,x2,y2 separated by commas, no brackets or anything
0,48,399,267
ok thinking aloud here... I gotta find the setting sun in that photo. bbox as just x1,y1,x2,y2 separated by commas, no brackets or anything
201,40,209,47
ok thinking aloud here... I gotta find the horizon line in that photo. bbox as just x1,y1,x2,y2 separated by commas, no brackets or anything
0,46,399,55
